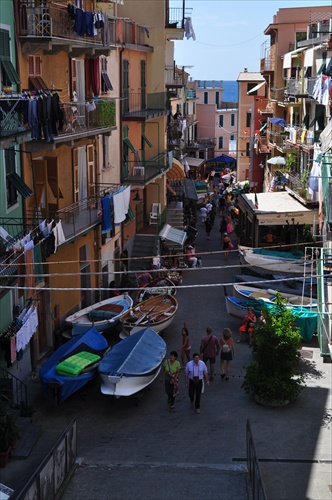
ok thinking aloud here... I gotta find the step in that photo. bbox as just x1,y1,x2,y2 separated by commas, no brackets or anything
12,420,42,459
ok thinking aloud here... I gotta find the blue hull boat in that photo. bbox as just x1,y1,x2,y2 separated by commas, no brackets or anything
99,326,166,397
40,327,109,404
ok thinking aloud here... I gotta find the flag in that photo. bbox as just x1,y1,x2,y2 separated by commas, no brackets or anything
254,192,259,209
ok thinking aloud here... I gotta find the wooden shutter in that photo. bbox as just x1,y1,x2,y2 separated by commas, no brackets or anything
0,30,10,60
71,58,77,95
73,148,79,202
33,159,47,207
86,144,95,198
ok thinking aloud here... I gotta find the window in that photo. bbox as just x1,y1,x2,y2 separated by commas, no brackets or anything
246,142,250,156
122,59,129,113
230,134,234,141
218,137,223,149
247,83,257,95
219,115,224,128
193,102,195,114
246,112,251,127
0,29,20,87
215,91,219,106
204,91,208,104
231,113,235,126
5,148,18,208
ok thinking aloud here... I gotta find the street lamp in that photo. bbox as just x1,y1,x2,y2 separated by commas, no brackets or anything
132,189,143,203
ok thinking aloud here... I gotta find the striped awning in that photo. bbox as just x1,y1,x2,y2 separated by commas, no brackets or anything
166,158,185,181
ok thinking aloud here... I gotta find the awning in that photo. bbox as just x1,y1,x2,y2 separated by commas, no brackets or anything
283,48,304,69
7,172,33,198
206,154,236,164
28,76,48,90
159,224,187,246
247,80,266,95
186,157,205,168
1,60,20,85
268,117,289,128
167,158,185,181
183,178,198,201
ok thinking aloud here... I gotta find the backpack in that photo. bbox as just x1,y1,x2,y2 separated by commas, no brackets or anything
222,342,230,353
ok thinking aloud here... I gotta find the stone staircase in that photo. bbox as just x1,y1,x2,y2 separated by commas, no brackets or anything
129,234,155,275
165,204,185,256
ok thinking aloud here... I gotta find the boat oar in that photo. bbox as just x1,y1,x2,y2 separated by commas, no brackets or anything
135,306,156,326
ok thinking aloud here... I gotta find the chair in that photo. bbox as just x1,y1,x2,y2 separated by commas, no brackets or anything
149,203,161,225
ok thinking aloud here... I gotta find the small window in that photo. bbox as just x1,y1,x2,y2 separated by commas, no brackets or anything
230,134,234,141
246,142,250,156
215,91,219,106
218,137,223,149
231,114,235,126
204,92,208,104
246,112,251,128
219,115,224,128
247,83,257,95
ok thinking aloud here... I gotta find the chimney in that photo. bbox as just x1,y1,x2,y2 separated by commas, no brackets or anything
244,68,248,72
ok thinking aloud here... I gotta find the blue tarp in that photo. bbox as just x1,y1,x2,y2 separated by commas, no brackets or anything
206,155,236,164
40,327,108,403
99,327,166,376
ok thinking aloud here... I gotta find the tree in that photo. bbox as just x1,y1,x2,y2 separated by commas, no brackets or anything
242,295,305,404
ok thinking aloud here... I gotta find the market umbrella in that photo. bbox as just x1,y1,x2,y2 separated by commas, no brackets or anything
267,156,286,165
268,117,289,128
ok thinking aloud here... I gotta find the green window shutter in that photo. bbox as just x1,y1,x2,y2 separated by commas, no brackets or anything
1,60,20,84
0,29,11,60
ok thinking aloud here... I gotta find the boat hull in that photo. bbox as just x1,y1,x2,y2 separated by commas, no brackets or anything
232,284,317,309
65,294,133,335
120,294,178,337
100,366,162,397
239,245,313,276
98,327,167,397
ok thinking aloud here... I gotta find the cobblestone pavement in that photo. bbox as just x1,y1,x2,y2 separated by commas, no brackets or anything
2,209,331,500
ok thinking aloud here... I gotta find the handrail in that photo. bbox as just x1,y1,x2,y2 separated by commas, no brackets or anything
0,366,28,408
246,419,268,500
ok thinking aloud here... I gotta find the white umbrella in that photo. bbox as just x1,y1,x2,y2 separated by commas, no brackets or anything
267,156,286,165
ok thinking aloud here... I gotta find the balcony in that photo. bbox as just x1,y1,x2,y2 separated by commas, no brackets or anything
0,97,31,148
257,99,274,115
123,152,170,185
0,183,120,264
186,89,196,99
186,137,216,150
17,1,117,55
284,79,308,98
122,92,168,121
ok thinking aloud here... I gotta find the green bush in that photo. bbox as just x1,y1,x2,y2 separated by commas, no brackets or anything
242,295,305,404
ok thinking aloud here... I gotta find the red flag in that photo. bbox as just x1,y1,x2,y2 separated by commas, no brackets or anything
255,192,259,209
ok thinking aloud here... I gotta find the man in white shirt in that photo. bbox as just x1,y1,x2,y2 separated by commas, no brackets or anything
185,353,209,414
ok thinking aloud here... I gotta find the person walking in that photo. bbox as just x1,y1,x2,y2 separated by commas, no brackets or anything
205,216,213,240
222,232,232,260
219,328,235,381
199,327,219,381
185,353,209,414
160,351,181,410
219,216,227,236
178,326,191,367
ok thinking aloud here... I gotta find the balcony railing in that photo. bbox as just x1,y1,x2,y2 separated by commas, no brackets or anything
18,1,108,45
0,98,30,140
0,184,121,262
59,99,116,136
122,92,168,119
256,99,273,115
123,152,169,184
186,137,216,149
186,89,196,99
166,7,193,29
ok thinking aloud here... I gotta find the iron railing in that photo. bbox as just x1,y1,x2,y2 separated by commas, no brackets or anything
122,92,168,118
124,153,170,184
246,420,268,500
0,366,28,408
166,6,193,29
0,98,29,139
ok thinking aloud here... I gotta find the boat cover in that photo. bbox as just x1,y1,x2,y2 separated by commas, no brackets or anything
98,326,166,376
252,248,304,259
227,296,317,341
40,327,108,403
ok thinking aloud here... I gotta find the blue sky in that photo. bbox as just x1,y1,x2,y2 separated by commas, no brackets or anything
173,0,332,80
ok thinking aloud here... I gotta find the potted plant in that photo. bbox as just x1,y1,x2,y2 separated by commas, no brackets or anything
0,412,21,467
242,295,305,406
